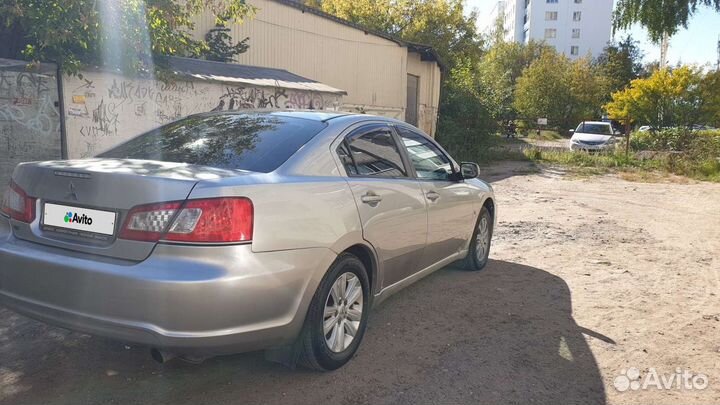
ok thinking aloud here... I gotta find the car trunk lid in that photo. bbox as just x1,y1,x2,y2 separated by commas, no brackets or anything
9,158,243,261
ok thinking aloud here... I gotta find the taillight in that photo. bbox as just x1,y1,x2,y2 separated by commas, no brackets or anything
119,201,182,242
119,198,253,243
1,181,36,223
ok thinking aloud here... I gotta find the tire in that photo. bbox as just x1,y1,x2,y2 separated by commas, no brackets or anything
462,206,493,271
298,253,370,371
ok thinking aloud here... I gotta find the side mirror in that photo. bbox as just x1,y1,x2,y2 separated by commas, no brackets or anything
569,129,575,134
460,162,480,179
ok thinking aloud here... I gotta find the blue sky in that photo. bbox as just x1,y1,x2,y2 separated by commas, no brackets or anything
466,0,720,67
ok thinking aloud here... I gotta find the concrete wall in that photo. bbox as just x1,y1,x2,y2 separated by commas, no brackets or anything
0,66,61,193
62,70,341,158
192,0,442,136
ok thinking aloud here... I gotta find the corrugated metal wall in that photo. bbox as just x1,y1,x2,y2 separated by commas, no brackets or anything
193,0,441,135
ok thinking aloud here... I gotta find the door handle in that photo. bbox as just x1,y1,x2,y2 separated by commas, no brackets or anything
361,193,383,205
426,191,440,202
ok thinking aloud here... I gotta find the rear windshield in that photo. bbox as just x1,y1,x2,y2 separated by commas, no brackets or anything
576,123,612,135
99,113,326,173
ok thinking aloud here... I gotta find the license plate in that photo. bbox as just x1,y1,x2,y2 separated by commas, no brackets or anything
43,203,117,236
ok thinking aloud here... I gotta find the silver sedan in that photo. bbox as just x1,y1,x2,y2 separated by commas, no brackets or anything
0,111,495,370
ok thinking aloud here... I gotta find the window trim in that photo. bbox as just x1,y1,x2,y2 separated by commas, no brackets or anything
336,123,411,179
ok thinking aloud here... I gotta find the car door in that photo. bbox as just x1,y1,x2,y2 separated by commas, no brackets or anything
394,125,477,269
336,123,428,289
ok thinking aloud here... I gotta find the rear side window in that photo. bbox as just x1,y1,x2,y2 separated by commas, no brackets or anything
339,125,407,178
99,114,326,173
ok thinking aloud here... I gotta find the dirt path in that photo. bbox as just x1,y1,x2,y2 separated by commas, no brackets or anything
2,162,719,405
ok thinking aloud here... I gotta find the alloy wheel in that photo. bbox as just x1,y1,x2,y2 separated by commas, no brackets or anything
323,272,363,353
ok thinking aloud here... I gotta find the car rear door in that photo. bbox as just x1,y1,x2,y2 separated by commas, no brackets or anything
336,123,428,289
394,126,477,269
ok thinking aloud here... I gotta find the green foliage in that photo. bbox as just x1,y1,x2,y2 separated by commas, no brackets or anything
613,0,720,43
523,146,720,181
594,35,645,95
0,0,255,74
526,128,720,181
699,70,720,128
513,50,606,132
204,25,249,62
524,147,638,168
478,41,547,121
630,128,697,151
605,66,713,128
437,58,498,162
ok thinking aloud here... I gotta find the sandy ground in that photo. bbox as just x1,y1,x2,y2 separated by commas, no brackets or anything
1,161,720,405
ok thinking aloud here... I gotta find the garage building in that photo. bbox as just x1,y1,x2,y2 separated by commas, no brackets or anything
192,0,443,136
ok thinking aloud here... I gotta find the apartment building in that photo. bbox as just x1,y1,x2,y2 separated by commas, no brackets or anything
489,0,613,59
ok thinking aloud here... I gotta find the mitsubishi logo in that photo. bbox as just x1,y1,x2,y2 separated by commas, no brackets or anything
65,182,78,201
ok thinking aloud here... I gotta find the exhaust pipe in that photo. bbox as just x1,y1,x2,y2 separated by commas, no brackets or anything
150,348,177,364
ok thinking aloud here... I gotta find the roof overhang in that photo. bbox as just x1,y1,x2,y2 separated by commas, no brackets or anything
162,56,347,95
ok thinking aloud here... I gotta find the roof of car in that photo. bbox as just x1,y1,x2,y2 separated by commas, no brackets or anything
190,109,403,123
578,121,611,125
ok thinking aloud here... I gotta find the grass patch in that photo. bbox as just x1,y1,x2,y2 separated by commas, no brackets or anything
522,147,720,182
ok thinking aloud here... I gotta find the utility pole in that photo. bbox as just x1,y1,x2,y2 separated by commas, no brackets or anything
717,35,720,71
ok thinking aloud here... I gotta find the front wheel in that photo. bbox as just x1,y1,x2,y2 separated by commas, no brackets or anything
298,253,370,371
463,207,493,271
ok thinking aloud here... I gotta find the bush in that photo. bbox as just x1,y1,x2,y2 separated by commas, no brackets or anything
630,128,696,151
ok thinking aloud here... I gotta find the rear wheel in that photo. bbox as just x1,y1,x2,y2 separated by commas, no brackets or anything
463,207,493,271
298,253,370,371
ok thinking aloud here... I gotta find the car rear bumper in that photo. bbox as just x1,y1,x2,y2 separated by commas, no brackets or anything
0,217,335,355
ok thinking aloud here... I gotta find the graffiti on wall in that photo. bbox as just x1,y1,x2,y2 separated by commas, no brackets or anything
0,67,62,197
0,71,60,137
64,71,341,158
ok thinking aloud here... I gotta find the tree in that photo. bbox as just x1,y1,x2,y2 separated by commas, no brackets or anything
0,0,255,74
567,58,608,127
514,51,571,130
514,50,606,132
488,11,507,46
595,36,645,96
699,69,720,127
604,66,706,129
613,0,720,67
478,41,548,121
204,25,250,62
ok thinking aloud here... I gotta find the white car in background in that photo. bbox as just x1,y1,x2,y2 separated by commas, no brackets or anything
570,121,623,151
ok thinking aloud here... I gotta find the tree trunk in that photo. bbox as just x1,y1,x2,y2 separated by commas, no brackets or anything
659,33,670,69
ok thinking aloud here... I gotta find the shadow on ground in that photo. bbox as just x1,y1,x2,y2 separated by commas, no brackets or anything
0,260,609,405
